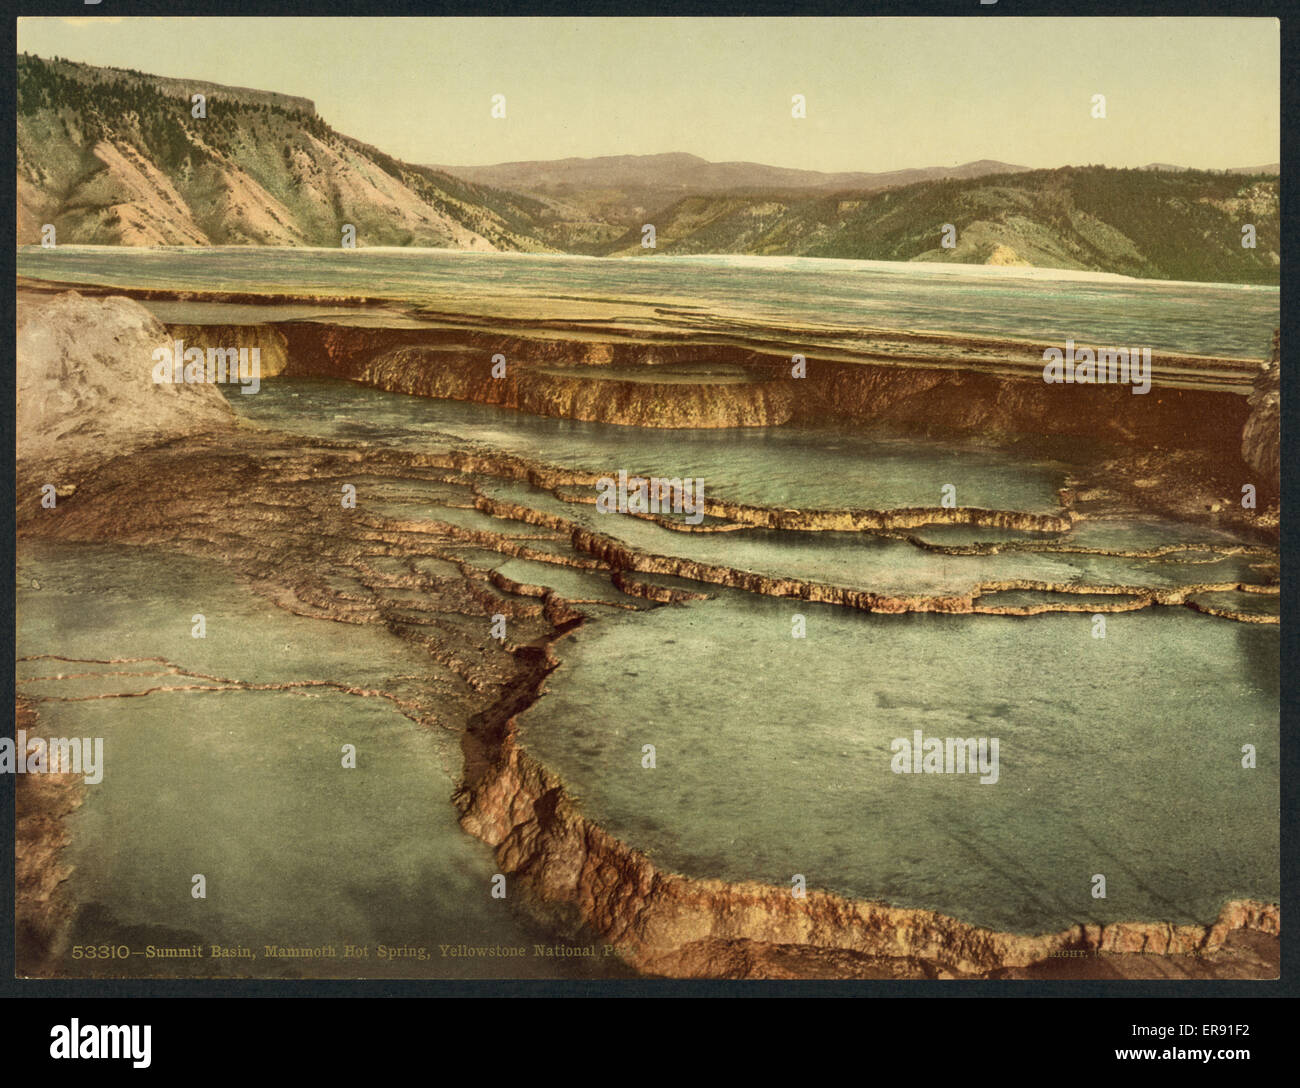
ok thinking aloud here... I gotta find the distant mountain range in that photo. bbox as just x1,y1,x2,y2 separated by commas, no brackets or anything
590,167,1279,284
16,54,1279,283
428,154,1025,232
423,154,1044,252
430,152,1036,195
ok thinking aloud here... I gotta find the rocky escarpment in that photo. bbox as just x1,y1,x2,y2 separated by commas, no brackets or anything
147,306,1270,539
18,53,551,249
805,359,1248,450
1242,331,1281,494
361,347,797,428
24,278,1265,472
155,314,1263,462
165,324,291,379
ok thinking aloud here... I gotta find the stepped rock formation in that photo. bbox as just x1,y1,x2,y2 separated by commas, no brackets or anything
15,292,1279,979
104,293,1275,538
149,312,1255,447
20,413,1274,976
361,347,797,428
139,306,1272,538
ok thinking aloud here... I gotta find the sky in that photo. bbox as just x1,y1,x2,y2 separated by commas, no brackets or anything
17,16,1281,173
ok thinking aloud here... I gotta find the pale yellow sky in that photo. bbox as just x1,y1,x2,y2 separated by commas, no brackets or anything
18,16,1280,172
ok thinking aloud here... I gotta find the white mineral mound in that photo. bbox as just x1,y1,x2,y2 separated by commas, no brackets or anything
17,290,234,478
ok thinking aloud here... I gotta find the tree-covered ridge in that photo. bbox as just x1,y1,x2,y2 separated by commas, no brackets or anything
16,53,552,250
603,165,1279,284
19,53,329,169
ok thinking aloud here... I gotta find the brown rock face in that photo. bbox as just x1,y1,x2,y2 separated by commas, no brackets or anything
1241,331,1280,494
361,346,796,428
15,698,83,976
132,312,1255,444
164,324,291,379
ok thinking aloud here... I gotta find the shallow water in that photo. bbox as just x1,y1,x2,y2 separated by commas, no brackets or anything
476,478,1266,596
229,378,1269,599
17,365,1277,966
16,542,627,978
518,588,1279,933
233,377,1073,513
18,245,1278,356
